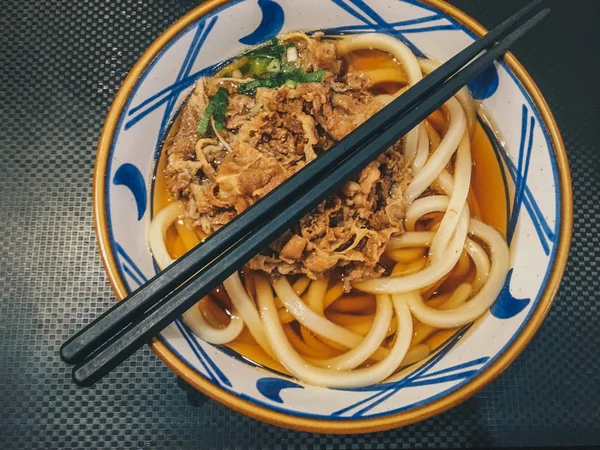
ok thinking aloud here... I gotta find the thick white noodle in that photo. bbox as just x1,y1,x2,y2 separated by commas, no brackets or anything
355,206,469,294
336,33,422,161
429,133,471,261
148,202,245,344
412,123,430,172
148,202,181,270
419,58,477,135
387,231,435,249
223,273,275,357
336,33,422,83
375,94,394,106
272,278,368,348
465,238,491,292
182,304,244,344
405,195,450,231
272,277,390,361
405,98,466,203
435,169,455,194
306,278,328,316
444,283,473,307
386,229,490,294
257,275,414,388
305,294,393,370
407,219,510,328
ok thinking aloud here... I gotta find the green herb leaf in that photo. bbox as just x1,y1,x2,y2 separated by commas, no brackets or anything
300,70,326,82
244,37,286,60
197,87,229,134
237,79,269,96
212,87,229,131
237,70,328,96
197,102,215,134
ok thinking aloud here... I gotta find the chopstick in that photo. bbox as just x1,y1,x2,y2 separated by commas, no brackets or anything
61,0,548,368
63,1,550,386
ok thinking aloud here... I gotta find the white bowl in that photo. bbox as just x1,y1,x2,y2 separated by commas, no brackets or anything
93,0,572,433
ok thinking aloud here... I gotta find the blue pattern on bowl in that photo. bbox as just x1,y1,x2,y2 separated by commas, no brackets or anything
491,270,531,319
239,0,285,45
102,0,563,421
112,163,147,220
467,64,499,100
256,378,304,404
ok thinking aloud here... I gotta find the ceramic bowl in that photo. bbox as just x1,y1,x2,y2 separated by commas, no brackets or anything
93,0,572,433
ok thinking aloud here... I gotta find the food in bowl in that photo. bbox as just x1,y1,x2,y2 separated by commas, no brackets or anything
147,31,510,389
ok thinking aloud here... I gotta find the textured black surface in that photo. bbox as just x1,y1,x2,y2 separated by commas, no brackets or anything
0,0,598,448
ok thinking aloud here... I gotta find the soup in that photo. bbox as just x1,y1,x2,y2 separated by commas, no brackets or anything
148,32,509,388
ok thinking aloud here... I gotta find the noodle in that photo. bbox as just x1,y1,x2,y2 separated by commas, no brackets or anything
412,123,430,172
305,294,393,370
407,220,509,328
257,275,414,388
182,303,244,344
419,58,477,135
404,98,467,203
223,273,275,357
148,31,510,389
337,33,422,164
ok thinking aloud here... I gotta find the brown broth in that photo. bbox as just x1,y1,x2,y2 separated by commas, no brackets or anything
343,48,407,95
151,47,508,374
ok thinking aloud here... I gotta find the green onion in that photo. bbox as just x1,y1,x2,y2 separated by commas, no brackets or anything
237,70,327,96
286,45,298,63
197,87,229,134
249,58,270,76
284,79,297,88
301,70,327,82
266,59,281,73
280,62,297,73
236,76,280,96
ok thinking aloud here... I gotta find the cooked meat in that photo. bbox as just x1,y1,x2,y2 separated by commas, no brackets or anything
284,32,342,73
164,33,412,283
247,144,410,283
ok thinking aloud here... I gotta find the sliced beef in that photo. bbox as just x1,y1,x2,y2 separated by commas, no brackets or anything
164,33,412,283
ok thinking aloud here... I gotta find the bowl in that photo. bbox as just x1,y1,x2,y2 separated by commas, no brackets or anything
93,0,572,433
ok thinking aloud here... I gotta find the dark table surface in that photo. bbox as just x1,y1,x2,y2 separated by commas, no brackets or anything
1,0,599,448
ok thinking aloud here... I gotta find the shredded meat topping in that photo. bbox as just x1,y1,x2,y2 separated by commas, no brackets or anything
164,33,412,284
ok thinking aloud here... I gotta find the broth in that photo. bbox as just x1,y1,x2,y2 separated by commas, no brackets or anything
151,47,508,374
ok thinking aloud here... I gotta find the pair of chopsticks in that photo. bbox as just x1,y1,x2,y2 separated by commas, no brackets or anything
61,0,550,387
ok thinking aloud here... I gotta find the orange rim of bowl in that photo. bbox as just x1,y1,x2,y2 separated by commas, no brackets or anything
93,0,573,434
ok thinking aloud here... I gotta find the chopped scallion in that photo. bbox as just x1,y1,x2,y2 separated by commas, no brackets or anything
266,59,281,73
249,58,270,76
237,69,327,96
286,45,298,62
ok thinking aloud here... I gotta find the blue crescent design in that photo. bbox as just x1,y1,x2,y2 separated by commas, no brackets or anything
256,377,303,403
239,0,285,45
491,269,531,319
467,63,499,100
113,163,147,220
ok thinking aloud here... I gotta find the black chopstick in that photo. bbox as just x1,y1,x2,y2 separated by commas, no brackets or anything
60,0,548,367
68,4,550,386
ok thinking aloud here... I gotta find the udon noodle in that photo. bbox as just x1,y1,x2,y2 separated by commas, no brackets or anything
148,32,510,388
